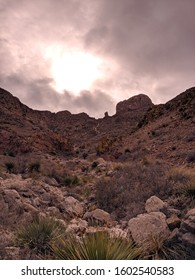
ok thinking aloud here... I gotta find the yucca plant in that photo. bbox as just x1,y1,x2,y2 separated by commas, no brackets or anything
16,216,64,255
51,231,140,260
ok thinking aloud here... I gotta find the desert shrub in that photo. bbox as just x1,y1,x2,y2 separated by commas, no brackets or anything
5,162,15,173
96,137,116,155
166,194,195,212
140,236,187,260
95,162,172,219
82,153,88,159
7,151,16,157
186,132,195,142
91,161,98,169
168,168,195,197
51,231,140,260
29,162,41,172
16,217,64,255
186,152,195,163
63,174,79,187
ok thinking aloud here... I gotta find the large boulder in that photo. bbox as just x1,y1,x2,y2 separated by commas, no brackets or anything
128,212,170,245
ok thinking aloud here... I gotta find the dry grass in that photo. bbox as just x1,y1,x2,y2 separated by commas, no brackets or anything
168,167,195,197
95,161,173,219
140,236,187,260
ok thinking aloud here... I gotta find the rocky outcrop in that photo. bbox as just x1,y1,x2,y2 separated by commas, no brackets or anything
116,94,153,114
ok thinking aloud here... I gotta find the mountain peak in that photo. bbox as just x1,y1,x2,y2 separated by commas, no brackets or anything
116,94,153,114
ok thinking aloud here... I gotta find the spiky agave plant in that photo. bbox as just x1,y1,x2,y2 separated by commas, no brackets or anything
16,216,64,255
51,231,140,260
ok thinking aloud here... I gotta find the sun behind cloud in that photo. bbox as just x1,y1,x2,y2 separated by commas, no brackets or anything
45,46,103,94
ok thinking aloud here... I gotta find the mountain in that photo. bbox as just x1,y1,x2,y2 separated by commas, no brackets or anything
0,87,194,163
0,86,195,260
0,88,153,156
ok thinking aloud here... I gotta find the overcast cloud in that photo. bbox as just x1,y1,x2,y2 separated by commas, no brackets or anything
0,0,195,117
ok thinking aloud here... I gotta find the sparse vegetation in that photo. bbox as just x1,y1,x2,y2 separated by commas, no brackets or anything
95,162,172,219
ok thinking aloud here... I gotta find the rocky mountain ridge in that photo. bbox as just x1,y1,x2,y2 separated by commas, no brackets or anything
0,87,154,155
0,86,195,259
1,86,194,164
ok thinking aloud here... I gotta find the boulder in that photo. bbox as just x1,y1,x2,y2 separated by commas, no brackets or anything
64,196,84,218
128,212,170,245
83,208,111,226
145,196,166,213
166,214,181,230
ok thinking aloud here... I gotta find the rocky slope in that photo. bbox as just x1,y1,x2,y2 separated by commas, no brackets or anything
0,86,195,259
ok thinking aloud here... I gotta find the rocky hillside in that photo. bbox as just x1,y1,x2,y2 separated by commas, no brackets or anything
0,87,195,260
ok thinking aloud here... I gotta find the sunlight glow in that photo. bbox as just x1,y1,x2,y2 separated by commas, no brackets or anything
45,47,103,94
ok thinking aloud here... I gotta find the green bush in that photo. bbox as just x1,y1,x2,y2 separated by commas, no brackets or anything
16,217,64,255
51,231,140,260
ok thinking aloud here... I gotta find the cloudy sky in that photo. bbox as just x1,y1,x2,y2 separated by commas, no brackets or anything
0,0,195,118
